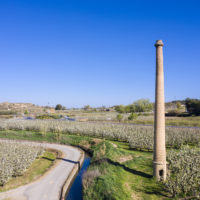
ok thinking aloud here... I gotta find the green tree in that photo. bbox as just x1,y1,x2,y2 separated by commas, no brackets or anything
128,104,136,113
132,99,153,112
115,99,153,114
124,105,131,113
83,105,91,111
176,102,182,110
55,104,63,110
62,106,67,110
116,114,123,122
185,98,200,115
115,105,125,113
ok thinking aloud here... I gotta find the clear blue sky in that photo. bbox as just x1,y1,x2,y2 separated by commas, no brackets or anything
0,0,200,108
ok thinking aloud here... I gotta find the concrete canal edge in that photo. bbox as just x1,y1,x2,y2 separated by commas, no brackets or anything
60,148,85,200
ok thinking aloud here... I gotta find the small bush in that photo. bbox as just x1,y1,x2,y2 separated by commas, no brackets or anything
128,113,138,120
114,105,126,113
83,169,101,190
24,110,29,114
116,114,123,122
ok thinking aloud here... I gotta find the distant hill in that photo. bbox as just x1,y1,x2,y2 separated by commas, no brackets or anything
0,102,55,115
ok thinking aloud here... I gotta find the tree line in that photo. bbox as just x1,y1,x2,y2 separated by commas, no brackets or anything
185,98,200,116
54,98,200,116
114,99,153,113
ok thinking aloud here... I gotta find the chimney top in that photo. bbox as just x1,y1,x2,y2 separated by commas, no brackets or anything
155,40,164,47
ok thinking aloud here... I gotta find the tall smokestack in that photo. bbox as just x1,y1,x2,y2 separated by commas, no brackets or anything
153,40,167,181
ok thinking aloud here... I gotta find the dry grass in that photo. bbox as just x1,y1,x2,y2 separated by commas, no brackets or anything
83,169,101,190
124,182,141,200
118,155,133,163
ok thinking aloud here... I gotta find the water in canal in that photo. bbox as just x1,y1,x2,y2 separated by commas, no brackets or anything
66,156,91,200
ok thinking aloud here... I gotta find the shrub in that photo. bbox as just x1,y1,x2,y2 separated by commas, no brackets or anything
24,110,29,114
83,169,101,190
114,105,126,113
116,114,123,122
83,105,91,111
128,113,138,120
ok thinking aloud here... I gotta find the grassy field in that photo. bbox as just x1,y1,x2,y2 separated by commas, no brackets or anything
0,149,58,192
83,140,168,200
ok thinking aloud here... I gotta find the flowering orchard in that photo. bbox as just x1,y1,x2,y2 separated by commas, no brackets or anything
165,147,200,198
0,119,200,197
0,119,199,150
0,141,44,186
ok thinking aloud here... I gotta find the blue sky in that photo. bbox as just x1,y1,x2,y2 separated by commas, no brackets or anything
0,0,200,107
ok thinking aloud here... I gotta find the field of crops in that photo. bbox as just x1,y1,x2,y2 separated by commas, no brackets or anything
0,141,44,186
166,147,200,198
0,119,199,150
0,119,200,198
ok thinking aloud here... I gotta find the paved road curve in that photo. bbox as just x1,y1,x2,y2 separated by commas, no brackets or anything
0,139,82,200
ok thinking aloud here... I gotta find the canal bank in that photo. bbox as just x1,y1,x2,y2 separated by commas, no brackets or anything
60,149,85,200
66,155,91,200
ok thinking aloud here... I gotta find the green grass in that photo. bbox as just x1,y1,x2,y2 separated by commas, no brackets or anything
84,141,169,200
36,114,63,119
0,150,57,192
165,116,200,127
0,130,171,199
0,130,92,145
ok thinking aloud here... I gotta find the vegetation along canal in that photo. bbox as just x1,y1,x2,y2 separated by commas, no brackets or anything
66,155,91,200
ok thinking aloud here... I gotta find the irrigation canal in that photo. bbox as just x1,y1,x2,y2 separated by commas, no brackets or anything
66,156,91,200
